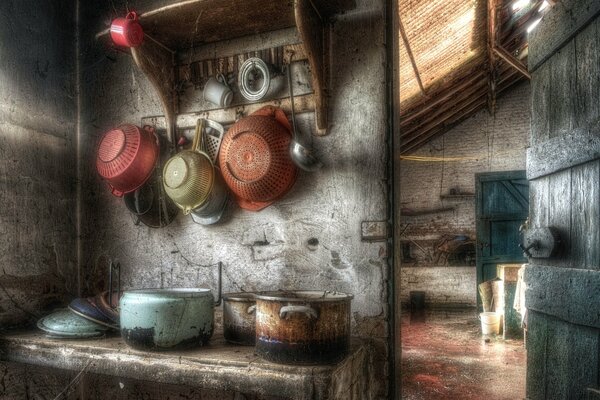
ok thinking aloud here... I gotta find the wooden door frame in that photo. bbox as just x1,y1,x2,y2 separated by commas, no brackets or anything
388,0,401,398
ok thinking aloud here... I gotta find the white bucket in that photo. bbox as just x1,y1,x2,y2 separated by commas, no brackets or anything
480,312,501,335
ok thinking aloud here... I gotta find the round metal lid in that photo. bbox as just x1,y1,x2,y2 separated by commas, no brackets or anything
37,309,109,336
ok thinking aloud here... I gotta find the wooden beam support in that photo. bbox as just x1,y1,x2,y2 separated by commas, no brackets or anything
296,0,329,134
494,45,532,79
402,70,522,155
400,77,488,131
487,0,500,115
131,37,177,145
399,71,486,125
399,15,427,96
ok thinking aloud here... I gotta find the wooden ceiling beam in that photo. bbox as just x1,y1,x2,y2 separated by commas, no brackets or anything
399,71,486,125
501,0,544,44
494,45,531,79
487,0,500,115
401,77,488,131
399,15,427,96
402,85,488,143
401,70,523,155
402,97,487,154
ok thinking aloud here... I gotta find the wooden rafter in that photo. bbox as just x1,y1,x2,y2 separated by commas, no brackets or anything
400,71,485,125
399,15,427,96
402,70,523,154
493,45,531,79
487,0,500,114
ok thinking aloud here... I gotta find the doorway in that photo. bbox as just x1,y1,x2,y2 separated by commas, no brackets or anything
475,170,529,306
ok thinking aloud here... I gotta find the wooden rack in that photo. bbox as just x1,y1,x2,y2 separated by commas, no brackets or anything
97,0,357,141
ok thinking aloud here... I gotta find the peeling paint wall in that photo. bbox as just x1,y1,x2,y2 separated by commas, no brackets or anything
400,82,530,307
0,0,77,328
77,0,389,398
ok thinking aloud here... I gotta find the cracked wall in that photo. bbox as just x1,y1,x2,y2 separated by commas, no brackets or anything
0,0,77,328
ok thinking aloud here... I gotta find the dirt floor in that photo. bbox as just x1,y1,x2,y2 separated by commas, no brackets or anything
401,308,526,400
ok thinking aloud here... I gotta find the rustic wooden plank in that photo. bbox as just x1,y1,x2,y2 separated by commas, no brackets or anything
547,169,571,266
530,61,551,145
574,18,600,129
523,265,600,328
548,40,576,139
526,130,600,179
571,160,600,270
544,315,570,399
528,178,549,245
525,311,548,400
544,314,600,399
528,0,600,72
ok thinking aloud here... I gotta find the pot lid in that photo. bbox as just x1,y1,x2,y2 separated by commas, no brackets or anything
37,309,109,336
255,290,354,302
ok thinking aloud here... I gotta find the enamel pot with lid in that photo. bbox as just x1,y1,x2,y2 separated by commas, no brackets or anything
96,124,159,197
119,264,222,351
254,290,353,364
222,292,256,345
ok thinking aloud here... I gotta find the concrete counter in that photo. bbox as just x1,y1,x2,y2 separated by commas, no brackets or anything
0,332,370,400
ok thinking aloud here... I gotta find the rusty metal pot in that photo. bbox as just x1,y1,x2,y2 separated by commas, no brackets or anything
222,292,256,345
254,290,353,364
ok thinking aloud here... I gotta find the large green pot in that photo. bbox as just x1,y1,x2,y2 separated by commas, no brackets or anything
120,288,218,351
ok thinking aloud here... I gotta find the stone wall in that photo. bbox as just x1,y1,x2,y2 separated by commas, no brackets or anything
400,82,530,307
0,0,77,328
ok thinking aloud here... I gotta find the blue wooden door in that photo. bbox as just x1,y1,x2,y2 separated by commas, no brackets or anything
476,171,529,298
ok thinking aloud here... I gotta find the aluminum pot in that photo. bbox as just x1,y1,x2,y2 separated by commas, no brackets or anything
254,290,353,364
120,264,222,351
222,292,256,345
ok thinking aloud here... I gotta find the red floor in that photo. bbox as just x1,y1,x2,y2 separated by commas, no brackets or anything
401,309,526,400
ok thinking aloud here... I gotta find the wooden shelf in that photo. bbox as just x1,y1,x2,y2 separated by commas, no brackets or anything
0,331,369,400
97,0,357,139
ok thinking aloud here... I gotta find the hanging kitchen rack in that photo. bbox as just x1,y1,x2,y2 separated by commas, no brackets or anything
96,0,357,140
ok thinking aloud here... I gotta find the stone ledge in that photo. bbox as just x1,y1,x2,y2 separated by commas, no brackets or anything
0,332,369,400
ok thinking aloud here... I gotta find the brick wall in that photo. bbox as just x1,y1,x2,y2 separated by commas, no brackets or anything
400,82,531,307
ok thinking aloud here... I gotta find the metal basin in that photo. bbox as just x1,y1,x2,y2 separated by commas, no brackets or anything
120,288,216,351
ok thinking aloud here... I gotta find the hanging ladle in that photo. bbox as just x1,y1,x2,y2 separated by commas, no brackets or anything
287,57,323,172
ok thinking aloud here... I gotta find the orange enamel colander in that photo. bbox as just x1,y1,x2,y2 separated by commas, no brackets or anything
218,106,297,211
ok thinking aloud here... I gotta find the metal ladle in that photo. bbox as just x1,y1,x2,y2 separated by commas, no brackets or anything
287,59,323,172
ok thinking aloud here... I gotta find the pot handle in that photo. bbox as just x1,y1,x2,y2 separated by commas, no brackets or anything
247,305,256,314
279,305,318,320
192,118,206,153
